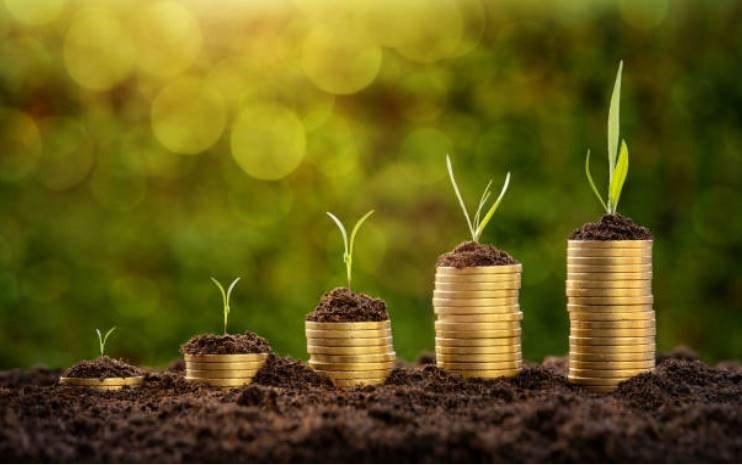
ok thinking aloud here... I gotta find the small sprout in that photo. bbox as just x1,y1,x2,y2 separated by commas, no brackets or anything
585,60,630,215
96,327,116,357
446,155,511,243
327,210,374,291
210,277,241,335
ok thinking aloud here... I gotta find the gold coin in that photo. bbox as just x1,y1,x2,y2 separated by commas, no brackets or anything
444,368,520,378
567,272,653,281
569,375,633,386
308,361,394,371
313,369,391,380
435,273,522,284
569,312,654,321
569,360,655,370
436,264,522,275
568,256,651,265
435,321,521,331
305,328,390,339
568,296,653,305
183,353,269,363
435,312,523,323
306,336,393,347
569,344,655,354
566,279,652,290
333,378,386,387
566,288,652,297
307,345,393,355
433,289,519,299
433,297,519,307
185,361,266,370
569,351,654,362
570,327,655,338
569,335,654,346
434,281,520,291
567,240,653,249
567,264,652,273
438,360,522,370
569,367,651,378
87,385,132,391
434,305,520,315
570,319,655,330
567,248,651,258
568,303,653,313
186,368,260,378
436,336,520,347
309,353,396,363
185,376,252,387
59,376,144,386
435,344,520,355
436,328,522,339
304,320,391,330
435,352,520,363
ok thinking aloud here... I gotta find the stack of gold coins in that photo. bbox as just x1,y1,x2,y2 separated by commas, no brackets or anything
306,320,395,388
567,240,655,392
433,264,523,378
59,375,144,391
184,353,269,388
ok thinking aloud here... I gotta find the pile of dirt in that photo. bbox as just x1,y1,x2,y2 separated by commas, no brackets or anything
0,350,739,462
569,214,653,240
180,330,272,355
437,241,518,268
62,356,142,379
306,287,389,322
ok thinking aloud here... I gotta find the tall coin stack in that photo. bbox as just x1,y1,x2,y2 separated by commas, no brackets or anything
184,352,269,388
567,240,655,392
433,264,523,378
306,320,395,388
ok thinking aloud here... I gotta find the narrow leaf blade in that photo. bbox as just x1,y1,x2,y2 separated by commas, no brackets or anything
326,212,349,255
210,277,227,308
349,210,374,258
609,140,629,214
474,172,510,241
446,155,475,240
226,277,241,305
608,60,623,179
585,149,608,212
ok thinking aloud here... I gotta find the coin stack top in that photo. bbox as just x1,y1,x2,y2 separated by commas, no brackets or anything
184,352,269,388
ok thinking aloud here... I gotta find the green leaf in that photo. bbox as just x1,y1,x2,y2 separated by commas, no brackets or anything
607,60,623,180
473,180,493,230
609,140,629,214
96,326,116,356
210,277,229,334
347,210,374,290
473,172,510,242
446,155,476,241
585,149,608,213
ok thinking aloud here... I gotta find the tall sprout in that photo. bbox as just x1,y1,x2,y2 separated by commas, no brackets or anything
210,277,241,335
96,327,116,357
585,60,630,215
446,155,511,243
326,210,374,291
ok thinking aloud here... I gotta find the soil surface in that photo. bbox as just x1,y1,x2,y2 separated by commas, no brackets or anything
62,355,142,379
180,331,272,355
570,214,653,240
437,241,518,267
305,287,389,322
1,349,739,462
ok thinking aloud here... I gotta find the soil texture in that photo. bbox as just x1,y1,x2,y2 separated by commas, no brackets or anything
437,241,518,268
570,213,653,240
180,331,272,355
0,349,739,462
305,287,389,322
62,355,142,379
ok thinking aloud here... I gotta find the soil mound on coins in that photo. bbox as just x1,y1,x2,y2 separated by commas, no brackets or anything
62,355,141,379
437,241,518,267
570,214,653,240
305,287,389,322
180,330,272,355
1,349,739,462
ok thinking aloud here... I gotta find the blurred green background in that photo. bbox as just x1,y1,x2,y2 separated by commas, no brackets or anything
0,0,740,370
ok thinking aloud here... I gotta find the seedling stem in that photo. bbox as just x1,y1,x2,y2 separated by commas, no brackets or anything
327,210,374,291
210,277,241,335
96,327,116,357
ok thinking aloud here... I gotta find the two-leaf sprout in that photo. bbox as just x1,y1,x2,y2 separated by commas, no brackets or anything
96,327,116,357
585,60,629,215
210,277,241,335
446,155,511,243
326,210,374,291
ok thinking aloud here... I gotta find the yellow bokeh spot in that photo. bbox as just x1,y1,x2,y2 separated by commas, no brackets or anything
4,0,65,25
394,0,463,63
35,118,95,190
618,0,670,30
231,103,306,180
151,77,226,154
302,26,382,95
129,1,202,78
0,108,41,182
63,6,134,91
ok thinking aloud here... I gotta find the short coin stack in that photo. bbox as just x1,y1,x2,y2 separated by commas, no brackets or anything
306,320,395,388
184,352,269,388
567,240,655,392
433,264,523,378
59,375,144,391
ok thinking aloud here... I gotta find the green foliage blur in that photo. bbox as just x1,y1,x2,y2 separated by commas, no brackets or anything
0,0,740,370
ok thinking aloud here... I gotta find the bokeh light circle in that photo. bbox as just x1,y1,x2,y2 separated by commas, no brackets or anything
4,0,65,25
231,103,306,180
0,108,41,182
394,0,463,63
151,77,226,154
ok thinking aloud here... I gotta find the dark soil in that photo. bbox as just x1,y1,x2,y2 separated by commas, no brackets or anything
180,331,272,355
569,214,653,240
305,287,389,322
62,355,142,379
437,241,518,268
1,349,739,462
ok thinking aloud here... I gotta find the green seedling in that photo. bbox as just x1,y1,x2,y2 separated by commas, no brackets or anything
96,327,116,357
446,155,511,243
326,210,374,291
585,60,630,215
210,277,241,335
